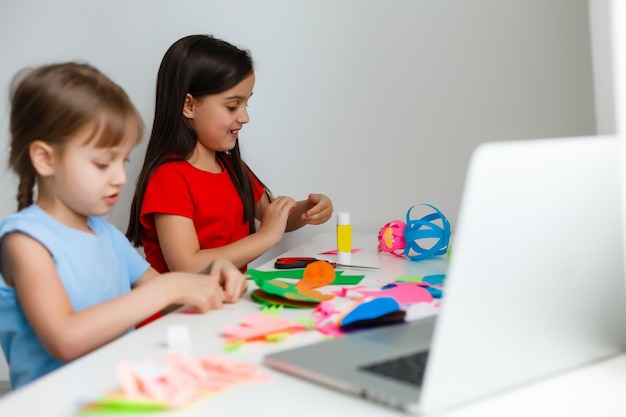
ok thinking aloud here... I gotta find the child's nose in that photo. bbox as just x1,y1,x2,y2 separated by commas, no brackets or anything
112,164,127,185
238,107,250,124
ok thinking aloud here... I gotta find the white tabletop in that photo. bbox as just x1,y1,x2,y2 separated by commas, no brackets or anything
0,233,625,416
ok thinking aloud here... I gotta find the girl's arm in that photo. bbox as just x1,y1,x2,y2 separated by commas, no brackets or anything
1,232,236,362
133,257,248,303
154,193,295,272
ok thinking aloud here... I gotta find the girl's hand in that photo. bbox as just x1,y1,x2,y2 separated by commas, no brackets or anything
257,196,296,243
300,193,333,225
201,258,249,303
171,272,225,313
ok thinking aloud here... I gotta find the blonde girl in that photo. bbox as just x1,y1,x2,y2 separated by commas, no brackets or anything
0,62,247,390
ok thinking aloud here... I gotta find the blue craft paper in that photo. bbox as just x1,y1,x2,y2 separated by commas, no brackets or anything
424,286,443,298
403,204,451,261
340,297,401,327
395,274,446,285
422,274,446,285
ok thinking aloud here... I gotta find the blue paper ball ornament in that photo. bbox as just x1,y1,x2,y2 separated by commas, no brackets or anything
403,204,451,261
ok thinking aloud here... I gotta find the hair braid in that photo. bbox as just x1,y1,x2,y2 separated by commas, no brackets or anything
16,173,36,211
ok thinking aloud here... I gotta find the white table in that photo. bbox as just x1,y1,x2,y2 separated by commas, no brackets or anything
0,233,625,416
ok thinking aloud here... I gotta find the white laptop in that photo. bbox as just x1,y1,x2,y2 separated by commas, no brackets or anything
264,136,626,415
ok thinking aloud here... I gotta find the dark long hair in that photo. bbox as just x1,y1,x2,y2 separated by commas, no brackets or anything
127,34,261,247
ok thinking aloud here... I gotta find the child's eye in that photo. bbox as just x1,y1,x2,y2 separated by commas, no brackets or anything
94,162,110,170
227,106,238,112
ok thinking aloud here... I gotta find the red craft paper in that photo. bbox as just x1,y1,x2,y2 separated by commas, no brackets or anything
318,248,362,255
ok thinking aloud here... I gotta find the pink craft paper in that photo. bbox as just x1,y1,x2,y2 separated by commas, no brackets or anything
316,323,346,337
377,220,406,255
222,313,307,344
110,353,267,410
318,248,362,255
332,282,434,306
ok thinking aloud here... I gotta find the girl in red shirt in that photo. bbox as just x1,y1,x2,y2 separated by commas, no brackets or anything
126,35,333,307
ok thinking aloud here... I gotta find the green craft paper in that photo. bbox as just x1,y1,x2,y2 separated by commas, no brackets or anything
396,275,446,285
255,279,330,303
80,396,168,414
251,289,320,308
245,269,364,285
395,276,424,282
332,273,365,285
246,269,307,280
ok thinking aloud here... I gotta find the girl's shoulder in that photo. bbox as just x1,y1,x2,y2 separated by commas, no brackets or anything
0,206,78,253
152,159,227,181
150,160,197,186
0,205,53,234
0,206,118,243
154,159,193,174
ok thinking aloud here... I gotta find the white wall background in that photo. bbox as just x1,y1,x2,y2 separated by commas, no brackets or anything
0,0,599,384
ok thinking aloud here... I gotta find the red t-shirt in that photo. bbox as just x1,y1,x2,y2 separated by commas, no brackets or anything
136,159,264,328
140,159,264,273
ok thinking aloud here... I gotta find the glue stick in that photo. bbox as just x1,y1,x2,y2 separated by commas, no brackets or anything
337,212,352,264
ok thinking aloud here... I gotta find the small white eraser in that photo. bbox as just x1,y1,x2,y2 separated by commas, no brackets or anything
166,324,190,349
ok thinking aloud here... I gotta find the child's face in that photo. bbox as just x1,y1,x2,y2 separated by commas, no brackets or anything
189,72,255,153
46,124,138,222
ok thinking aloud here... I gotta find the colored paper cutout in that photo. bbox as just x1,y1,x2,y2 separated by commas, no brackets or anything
245,269,365,285
318,248,362,255
222,311,309,345
316,323,346,337
297,260,335,290
251,289,320,308
250,261,341,306
342,311,406,331
395,276,424,282
396,274,446,285
312,301,339,325
424,286,443,298
333,281,434,306
82,353,267,411
340,297,404,328
311,298,406,334
255,279,334,303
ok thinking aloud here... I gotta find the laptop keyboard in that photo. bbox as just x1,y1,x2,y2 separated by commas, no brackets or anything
359,350,430,387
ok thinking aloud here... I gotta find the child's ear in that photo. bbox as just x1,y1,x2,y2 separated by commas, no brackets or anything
183,93,194,119
29,140,55,176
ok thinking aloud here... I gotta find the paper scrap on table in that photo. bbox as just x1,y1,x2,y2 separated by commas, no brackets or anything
249,261,338,306
255,278,334,303
396,274,446,285
251,289,321,308
318,248,362,255
81,353,268,411
333,281,435,306
339,297,405,330
312,297,406,335
297,260,335,290
245,269,365,285
222,310,311,345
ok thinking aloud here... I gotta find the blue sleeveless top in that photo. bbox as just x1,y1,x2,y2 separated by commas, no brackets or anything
0,205,150,389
